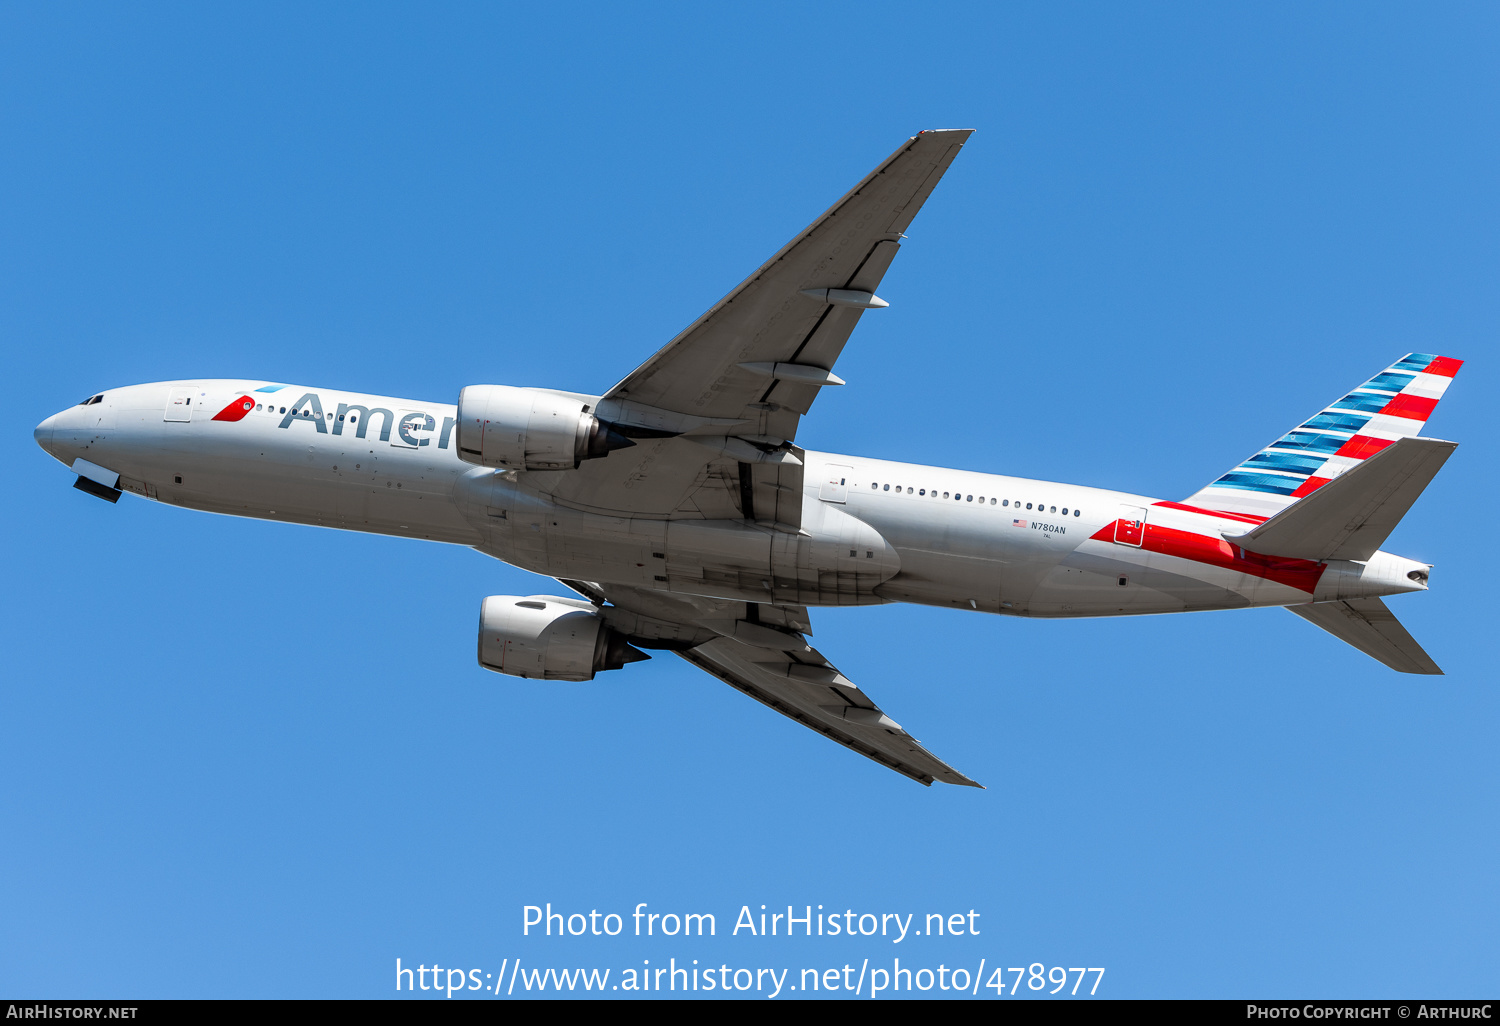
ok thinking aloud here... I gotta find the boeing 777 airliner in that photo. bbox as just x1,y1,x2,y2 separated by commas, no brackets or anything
34,130,1462,787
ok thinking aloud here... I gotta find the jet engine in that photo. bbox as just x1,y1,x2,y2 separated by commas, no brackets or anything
477,595,650,681
456,385,634,471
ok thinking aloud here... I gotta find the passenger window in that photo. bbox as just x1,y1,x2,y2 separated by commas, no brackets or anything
1061,507,1068,515
990,498,996,505
943,492,950,499
1050,506,1056,513
919,489,925,496
1074,510,1081,517
1002,499,1008,506
966,495,973,502
883,484,890,491
279,407,286,414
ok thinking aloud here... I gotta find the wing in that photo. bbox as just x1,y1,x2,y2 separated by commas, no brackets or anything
539,130,973,522
561,579,982,787
604,128,973,435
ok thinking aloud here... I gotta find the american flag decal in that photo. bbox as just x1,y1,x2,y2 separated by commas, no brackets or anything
1012,518,1027,528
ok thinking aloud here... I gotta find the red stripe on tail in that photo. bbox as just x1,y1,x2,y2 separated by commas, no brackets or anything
1333,435,1394,461
1290,476,1332,498
1380,393,1438,421
1423,356,1463,378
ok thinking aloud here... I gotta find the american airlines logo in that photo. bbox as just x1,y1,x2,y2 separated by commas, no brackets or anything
214,391,458,449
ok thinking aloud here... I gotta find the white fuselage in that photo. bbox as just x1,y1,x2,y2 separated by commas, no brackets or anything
35,379,1430,617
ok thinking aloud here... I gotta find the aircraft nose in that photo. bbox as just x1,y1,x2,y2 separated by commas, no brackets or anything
34,412,60,460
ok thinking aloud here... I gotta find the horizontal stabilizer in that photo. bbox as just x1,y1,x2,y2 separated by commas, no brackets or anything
1288,597,1442,675
1225,437,1456,561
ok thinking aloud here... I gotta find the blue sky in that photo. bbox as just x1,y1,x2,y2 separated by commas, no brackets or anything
3,2,1497,999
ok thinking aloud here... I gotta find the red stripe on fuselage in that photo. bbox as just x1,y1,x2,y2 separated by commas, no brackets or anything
1091,520,1325,593
1151,501,1268,525
212,395,255,422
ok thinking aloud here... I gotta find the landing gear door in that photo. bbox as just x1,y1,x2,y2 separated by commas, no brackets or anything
1114,505,1147,547
818,464,852,504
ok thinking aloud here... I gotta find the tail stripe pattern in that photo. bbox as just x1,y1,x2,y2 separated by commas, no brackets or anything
1187,354,1462,517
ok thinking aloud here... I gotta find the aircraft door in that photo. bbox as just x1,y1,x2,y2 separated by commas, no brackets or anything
1114,505,1147,547
391,410,434,449
164,387,196,422
818,464,852,503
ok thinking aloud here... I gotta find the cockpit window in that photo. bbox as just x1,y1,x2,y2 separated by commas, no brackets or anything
77,394,103,406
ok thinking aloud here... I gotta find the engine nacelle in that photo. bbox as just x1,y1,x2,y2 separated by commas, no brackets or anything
456,385,634,471
477,594,649,681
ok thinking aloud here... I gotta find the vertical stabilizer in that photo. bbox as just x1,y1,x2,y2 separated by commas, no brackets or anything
1186,354,1462,519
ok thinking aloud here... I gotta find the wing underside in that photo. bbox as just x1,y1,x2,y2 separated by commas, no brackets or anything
680,639,981,788
604,129,974,434
561,579,981,787
536,130,973,524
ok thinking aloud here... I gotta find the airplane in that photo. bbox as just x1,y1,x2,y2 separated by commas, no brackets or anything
33,130,1463,788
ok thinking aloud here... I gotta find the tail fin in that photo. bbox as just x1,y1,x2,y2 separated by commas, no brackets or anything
1186,354,1463,519
1288,597,1442,674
